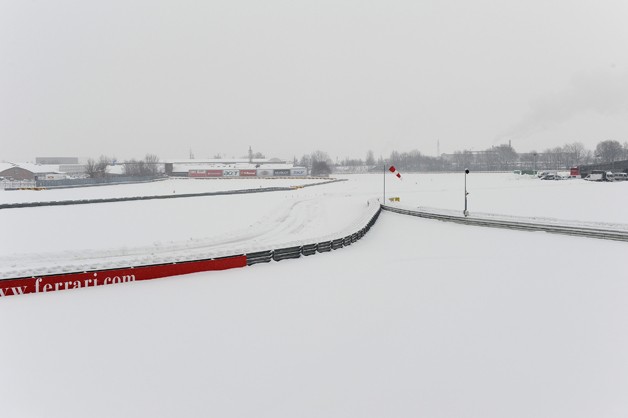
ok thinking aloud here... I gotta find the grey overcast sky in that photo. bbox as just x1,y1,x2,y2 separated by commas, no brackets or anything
1,0,627,162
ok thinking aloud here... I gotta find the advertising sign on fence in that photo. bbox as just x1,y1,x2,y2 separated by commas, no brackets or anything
206,170,224,177
239,169,257,177
188,170,207,177
290,168,307,176
222,170,240,177
0,256,247,298
273,169,291,176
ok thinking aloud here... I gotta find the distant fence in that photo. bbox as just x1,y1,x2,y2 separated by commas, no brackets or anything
33,175,164,189
0,179,348,210
0,180,36,190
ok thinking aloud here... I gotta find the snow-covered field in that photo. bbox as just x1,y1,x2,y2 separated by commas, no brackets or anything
0,177,328,204
345,172,628,225
2,174,628,417
0,179,369,278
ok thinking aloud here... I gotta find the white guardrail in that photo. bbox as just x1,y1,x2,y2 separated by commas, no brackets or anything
382,204,628,242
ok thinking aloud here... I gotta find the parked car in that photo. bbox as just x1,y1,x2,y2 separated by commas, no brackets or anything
540,174,558,180
613,172,628,181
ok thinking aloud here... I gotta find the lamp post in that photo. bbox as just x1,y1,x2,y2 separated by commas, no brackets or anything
464,168,469,217
383,160,386,203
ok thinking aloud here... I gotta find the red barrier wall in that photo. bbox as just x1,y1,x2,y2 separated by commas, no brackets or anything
0,256,247,298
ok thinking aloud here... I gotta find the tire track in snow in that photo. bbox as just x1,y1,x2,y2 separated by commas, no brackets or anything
0,198,323,278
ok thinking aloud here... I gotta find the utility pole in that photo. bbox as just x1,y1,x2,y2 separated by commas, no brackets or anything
464,169,470,217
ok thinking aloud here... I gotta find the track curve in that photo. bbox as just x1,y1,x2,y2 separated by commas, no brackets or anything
383,205,628,242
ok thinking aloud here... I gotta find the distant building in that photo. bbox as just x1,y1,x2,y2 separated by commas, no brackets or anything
36,157,79,165
163,158,287,176
58,164,87,176
0,163,62,180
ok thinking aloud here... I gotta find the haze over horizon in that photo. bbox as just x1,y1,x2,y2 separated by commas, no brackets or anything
2,0,627,163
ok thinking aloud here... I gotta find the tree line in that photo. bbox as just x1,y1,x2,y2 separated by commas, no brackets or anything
85,154,161,178
327,140,628,172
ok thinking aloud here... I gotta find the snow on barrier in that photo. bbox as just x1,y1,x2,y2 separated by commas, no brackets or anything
0,256,246,298
245,199,382,266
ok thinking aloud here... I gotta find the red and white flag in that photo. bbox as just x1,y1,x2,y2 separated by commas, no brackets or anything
388,165,402,180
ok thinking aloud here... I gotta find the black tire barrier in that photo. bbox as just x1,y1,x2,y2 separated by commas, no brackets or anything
246,250,273,266
273,246,302,261
317,241,332,252
245,205,382,267
302,244,317,256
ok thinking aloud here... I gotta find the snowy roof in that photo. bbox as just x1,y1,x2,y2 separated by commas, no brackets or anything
106,165,126,175
0,162,61,174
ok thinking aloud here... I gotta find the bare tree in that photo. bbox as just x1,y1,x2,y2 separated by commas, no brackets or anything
494,144,518,170
85,155,111,178
123,154,160,176
563,142,586,166
311,160,331,176
595,140,623,163
542,147,568,169
85,158,98,178
144,154,160,175
310,150,332,164
123,159,140,176
299,154,312,168
365,150,375,166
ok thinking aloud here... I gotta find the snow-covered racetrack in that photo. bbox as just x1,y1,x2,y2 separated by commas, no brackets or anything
2,211,627,418
1,180,374,278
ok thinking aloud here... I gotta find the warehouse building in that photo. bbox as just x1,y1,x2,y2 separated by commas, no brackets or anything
0,163,62,181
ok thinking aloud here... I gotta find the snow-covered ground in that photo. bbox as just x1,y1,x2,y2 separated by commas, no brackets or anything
0,177,328,204
2,211,627,418
0,179,372,278
2,174,628,416
2,173,628,277
339,172,628,225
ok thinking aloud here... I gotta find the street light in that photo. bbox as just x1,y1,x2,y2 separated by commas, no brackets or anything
464,169,470,217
